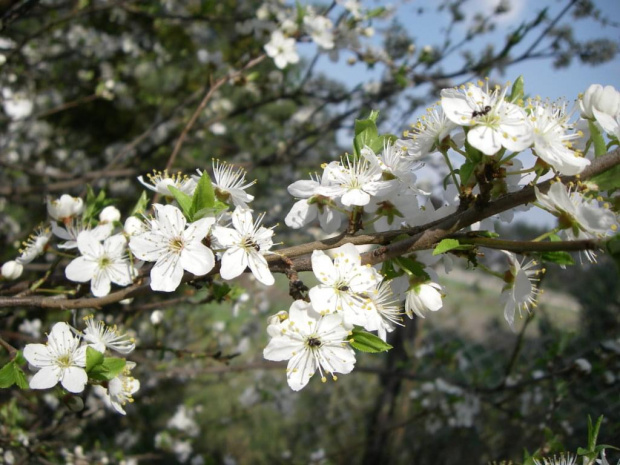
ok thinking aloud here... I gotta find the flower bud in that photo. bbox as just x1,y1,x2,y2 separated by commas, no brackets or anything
150,310,164,325
124,216,145,236
2,260,23,280
99,206,121,223
580,84,620,119
47,194,84,221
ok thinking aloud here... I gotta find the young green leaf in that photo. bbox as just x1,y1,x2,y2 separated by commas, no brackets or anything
0,361,28,389
88,357,126,381
348,328,392,353
432,238,462,256
588,120,607,157
168,186,194,221
191,172,216,216
130,190,149,217
85,346,104,372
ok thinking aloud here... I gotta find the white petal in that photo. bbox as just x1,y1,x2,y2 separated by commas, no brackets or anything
309,286,339,315
211,226,241,248
341,188,370,206
311,250,337,284
263,337,304,362
150,253,184,292
286,350,317,391
285,201,317,229
91,270,111,297
60,367,88,393
180,243,215,276
467,125,502,155
287,179,319,198
23,344,52,368
247,251,274,285
29,366,61,390
129,232,169,262
76,231,104,258
65,257,97,283
219,246,248,280
231,208,254,235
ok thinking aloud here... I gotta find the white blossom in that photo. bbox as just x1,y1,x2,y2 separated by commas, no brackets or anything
405,281,444,319
65,232,135,297
81,315,135,354
47,194,84,222
129,204,216,292
500,251,542,329
23,322,88,393
137,170,196,196
441,81,532,155
263,300,356,391
308,243,380,326
1,260,23,280
195,159,256,209
211,207,275,286
264,30,299,69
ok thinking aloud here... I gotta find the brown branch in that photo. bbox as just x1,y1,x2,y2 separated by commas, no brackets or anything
0,147,618,310
163,54,266,173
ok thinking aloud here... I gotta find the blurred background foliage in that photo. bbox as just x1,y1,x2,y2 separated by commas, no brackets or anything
0,0,619,463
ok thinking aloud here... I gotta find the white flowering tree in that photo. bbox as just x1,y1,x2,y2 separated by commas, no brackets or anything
0,0,619,463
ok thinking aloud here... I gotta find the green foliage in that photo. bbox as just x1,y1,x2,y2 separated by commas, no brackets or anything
0,354,28,389
352,111,397,157
130,191,149,217
394,256,430,280
590,164,620,191
88,357,126,381
169,173,227,222
85,346,104,372
349,328,392,353
509,75,525,102
432,238,473,256
83,187,114,225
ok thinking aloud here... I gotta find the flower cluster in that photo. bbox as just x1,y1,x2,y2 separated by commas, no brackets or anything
23,317,139,415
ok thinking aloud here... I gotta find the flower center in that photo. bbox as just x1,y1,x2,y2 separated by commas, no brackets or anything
57,354,73,368
306,337,322,348
169,237,185,253
98,256,112,268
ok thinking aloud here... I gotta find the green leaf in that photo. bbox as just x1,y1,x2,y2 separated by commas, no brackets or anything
85,346,104,372
353,113,381,156
89,357,126,381
130,190,149,216
0,362,17,388
168,186,193,220
0,361,28,389
395,256,429,279
13,365,27,389
191,172,215,216
381,260,402,280
509,75,525,102
459,161,476,185
213,282,231,301
349,328,392,353
590,164,620,191
588,120,607,157
82,186,113,224
540,250,574,266
432,238,461,256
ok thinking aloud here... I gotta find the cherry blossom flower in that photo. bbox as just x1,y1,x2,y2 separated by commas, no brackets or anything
47,194,84,222
211,207,275,285
398,105,461,157
363,280,404,341
441,81,532,155
533,454,577,465
264,30,299,69
285,170,343,233
81,315,135,354
535,182,618,240
16,226,51,264
303,14,335,50
52,219,112,250
65,232,135,297
23,322,88,393
500,251,542,329
105,362,140,415
317,157,395,207
527,99,590,175
194,159,256,209
263,300,356,391
404,281,444,319
137,170,196,196
308,243,380,326
129,204,216,292
579,84,620,121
